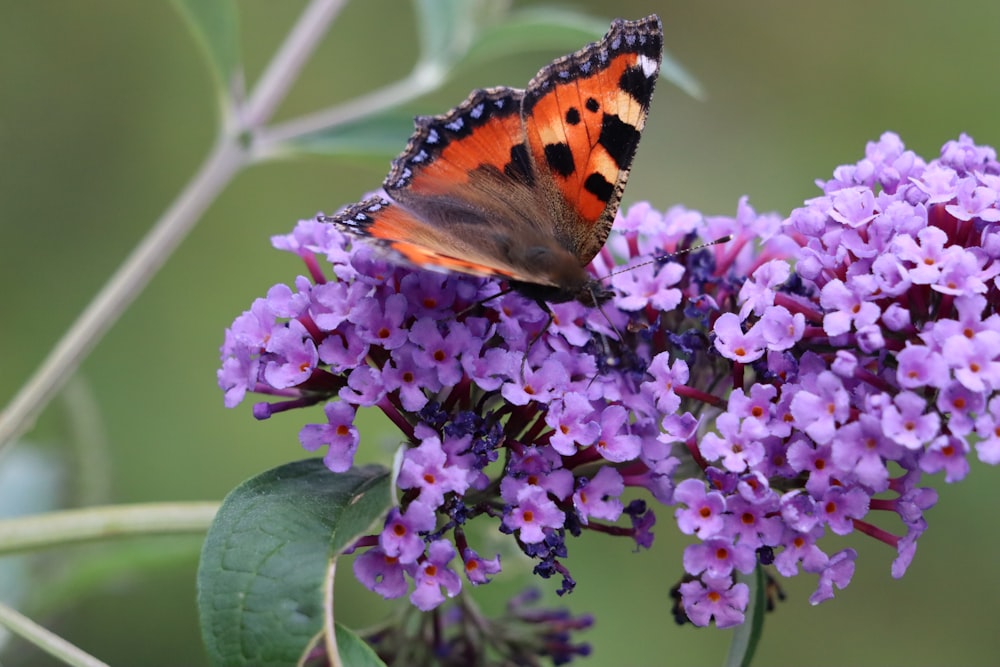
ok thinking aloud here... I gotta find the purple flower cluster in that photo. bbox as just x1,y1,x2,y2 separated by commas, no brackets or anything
218,132,1000,629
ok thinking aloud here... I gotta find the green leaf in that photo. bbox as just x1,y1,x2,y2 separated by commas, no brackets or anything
659,49,706,101
725,565,766,667
411,0,500,70
460,6,610,68
170,0,243,107
197,460,391,667
286,109,418,159
332,623,387,667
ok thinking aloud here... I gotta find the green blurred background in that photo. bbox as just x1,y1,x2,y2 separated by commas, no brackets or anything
2,0,999,665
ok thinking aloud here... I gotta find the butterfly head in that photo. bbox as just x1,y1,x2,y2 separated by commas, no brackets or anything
509,276,613,307
500,240,612,306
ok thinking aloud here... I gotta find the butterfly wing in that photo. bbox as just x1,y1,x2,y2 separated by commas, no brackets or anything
325,16,663,300
522,15,663,265
330,193,536,282
330,86,579,287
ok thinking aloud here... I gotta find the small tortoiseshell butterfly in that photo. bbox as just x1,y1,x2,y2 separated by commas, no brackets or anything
324,15,663,306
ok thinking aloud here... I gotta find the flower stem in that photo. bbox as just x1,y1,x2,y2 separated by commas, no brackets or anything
254,63,446,158
242,0,348,128
0,502,219,555
0,602,109,667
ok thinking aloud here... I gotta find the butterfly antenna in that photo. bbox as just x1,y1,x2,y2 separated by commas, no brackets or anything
581,236,733,367
601,235,734,282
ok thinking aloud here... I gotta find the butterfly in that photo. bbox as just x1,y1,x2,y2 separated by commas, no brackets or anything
323,15,663,306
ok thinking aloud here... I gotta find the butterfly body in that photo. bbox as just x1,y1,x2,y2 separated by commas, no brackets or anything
325,15,663,305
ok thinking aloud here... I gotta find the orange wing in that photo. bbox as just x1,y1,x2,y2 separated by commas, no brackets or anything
522,15,662,264
330,195,535,282
324,16,663,304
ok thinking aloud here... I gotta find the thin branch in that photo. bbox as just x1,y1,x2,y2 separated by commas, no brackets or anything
0,602,110,667
0,0,350,449
253,62,445,158
242,0,348,128
325,559,340,666
0,502,219,555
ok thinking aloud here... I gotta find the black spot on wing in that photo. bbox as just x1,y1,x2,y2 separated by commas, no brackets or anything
585,97,600,113
544,142,576,178
584,172,614,203
565,107,581,125
504,142,535,186
619,65,655,107
598,114,640,169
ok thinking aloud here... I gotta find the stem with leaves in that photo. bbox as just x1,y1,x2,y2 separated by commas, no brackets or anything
0,0,441,449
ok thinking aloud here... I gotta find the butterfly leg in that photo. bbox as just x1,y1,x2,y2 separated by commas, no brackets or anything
519,302,557,380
